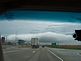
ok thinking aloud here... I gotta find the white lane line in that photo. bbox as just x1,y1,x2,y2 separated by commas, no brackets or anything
32,51,36,53
48,49,63,61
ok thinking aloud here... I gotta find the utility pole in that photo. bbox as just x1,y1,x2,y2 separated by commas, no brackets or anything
0,35,4,61
5,34,7,49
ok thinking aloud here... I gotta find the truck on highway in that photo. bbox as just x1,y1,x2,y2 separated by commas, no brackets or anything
31,38,39,48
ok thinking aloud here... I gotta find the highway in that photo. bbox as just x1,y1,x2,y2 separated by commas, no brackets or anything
3,47,81,61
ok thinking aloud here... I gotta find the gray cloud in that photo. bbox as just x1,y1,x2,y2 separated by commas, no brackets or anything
0,20,81,45
0,20,81,35
6,32,81,45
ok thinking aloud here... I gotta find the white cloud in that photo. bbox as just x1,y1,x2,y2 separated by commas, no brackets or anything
0,20,81,35
7,32,81,45
0,20,81,45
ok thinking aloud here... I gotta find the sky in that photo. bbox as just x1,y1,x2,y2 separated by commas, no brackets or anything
0,10,81,22
0,11,81,45
0,20,81,35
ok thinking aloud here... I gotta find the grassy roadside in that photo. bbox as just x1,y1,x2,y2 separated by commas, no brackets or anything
47,45,81,50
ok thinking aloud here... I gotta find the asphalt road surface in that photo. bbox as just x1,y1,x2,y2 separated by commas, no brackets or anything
3,47,81,61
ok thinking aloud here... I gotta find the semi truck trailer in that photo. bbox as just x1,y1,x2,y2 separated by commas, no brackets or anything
31,38,39,48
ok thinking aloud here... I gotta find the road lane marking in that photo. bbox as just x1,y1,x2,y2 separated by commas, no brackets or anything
48,49,63,61
32,51,36,53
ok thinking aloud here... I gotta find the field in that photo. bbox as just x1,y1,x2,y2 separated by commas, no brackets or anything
48,45,81,50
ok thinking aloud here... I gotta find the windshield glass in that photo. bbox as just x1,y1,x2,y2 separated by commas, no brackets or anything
0,10,81,61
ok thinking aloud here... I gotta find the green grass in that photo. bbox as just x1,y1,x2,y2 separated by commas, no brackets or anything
47,45,81,50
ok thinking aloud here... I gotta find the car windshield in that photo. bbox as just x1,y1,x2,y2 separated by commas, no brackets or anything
0,10,81,61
